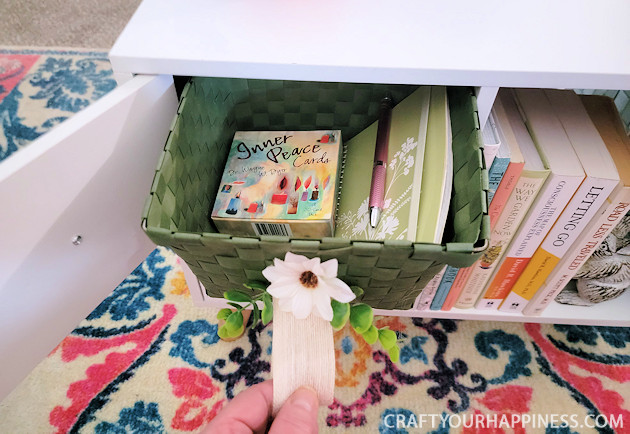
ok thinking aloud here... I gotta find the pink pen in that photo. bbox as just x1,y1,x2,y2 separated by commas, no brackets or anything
369,95,393,228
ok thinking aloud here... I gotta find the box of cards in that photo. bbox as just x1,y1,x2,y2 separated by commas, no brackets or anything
211,130,343,238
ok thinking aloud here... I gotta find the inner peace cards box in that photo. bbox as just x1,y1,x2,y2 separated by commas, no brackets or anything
211,130,342,238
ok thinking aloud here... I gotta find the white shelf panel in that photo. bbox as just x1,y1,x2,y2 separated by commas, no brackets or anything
111,0,630,90
374,289,630,326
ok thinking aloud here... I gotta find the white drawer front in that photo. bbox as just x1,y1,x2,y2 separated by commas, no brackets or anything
0,74,177,399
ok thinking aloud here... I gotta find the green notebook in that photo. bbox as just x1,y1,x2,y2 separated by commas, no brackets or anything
335,86,431,241
415,86,453,244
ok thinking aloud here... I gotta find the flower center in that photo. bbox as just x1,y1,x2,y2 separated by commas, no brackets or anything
299,271,318,289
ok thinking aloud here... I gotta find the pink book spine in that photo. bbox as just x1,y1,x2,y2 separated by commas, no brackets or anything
441,266,474,311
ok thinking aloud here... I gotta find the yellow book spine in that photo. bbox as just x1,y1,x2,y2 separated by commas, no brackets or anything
506,248,561,301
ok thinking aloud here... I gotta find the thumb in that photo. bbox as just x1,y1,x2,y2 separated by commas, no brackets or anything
269,387,319,434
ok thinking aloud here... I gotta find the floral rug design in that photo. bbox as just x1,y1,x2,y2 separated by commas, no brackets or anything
0,48,115,162
0,48,629,433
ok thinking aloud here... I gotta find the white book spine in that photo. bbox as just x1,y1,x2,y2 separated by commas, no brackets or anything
523,188,630,316
482,110,501,168
414,266,447,310
500,176,620,313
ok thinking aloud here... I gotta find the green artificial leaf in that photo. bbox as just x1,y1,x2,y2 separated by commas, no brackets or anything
349,303,373,334
387,344,400,363
217,308,232,320
217,325,231,340
218,325,245,339
262,292,273,325
243,281,269,292
224,310,244,334
224,290,253,303
362,325,379,345
378,328,398,349
350,286,364,298
227,302,245,310
330,300,350,330
229,324,246,338
251,303,261,327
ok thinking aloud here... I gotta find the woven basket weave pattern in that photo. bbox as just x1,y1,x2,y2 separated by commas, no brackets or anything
143,78,490,310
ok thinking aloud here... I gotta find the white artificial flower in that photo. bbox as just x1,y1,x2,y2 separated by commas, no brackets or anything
262,252,356,321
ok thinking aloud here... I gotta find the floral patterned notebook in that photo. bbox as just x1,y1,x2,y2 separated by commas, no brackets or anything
335,87,431,241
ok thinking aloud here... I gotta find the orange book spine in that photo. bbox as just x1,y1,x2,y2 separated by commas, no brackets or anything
483,257,531,300
441,266,474,311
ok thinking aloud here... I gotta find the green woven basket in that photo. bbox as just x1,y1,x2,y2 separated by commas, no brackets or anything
142,78,490,310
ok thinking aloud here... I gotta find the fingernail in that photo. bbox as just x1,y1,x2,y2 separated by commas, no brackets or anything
290,387,318,412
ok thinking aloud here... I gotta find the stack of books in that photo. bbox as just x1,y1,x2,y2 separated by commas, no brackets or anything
415,89,630,316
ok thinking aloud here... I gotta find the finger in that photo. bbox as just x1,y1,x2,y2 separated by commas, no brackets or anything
269,387,319,434
201,380,273,434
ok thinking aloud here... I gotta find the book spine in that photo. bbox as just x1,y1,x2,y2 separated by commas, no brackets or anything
500,176,620,313
488,162,525,227
414,266,447,310
406,86,432,242
430,265,460,310
436,155,511,311
483,144,500,170
482,110,501,168
523,189,630,316
475,173,577,310
454,171,548,309
487,157,510,204
441,266,474,311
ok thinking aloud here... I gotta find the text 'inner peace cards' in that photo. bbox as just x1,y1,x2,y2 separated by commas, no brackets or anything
211,130,342,238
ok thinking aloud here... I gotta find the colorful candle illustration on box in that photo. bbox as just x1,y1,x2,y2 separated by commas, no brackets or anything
246,202,260,213
288,176,301,215
302,175,312,202
226,191,241,215
310,178,319,201
211,131,343,238
271,176,289,205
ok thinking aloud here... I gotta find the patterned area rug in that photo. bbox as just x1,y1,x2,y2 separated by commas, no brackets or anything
1,48,630,433
0,48,115,162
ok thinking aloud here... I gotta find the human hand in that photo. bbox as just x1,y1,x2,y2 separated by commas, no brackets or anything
201,380,319,433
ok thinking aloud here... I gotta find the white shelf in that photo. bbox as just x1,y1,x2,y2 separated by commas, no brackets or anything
111,0,630,90
373,289,630,326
